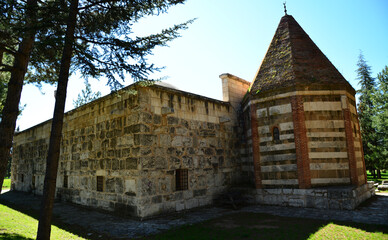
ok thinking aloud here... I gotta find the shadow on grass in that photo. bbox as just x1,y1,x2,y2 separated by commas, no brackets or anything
1,191,387,240
143,212,387,240
0,233,34,240
0,191,110,240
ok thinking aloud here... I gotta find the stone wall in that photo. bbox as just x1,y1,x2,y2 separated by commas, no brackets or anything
12,84,243,218
240,105,255,186
253,182,375,210
11,122,51,193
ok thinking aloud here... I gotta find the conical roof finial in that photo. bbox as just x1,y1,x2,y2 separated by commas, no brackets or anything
283,2,288,15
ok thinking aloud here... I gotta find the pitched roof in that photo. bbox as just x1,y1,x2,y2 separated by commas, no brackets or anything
250,14,352,94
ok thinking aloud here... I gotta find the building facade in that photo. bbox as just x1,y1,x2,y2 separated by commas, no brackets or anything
11,14,373,218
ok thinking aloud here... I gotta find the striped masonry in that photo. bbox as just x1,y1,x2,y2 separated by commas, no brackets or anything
256,99,299,187
304,95,350,186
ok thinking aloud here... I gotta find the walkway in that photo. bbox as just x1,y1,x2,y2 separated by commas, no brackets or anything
1,191,387,239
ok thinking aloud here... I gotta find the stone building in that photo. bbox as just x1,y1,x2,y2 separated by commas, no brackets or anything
11,14,373,218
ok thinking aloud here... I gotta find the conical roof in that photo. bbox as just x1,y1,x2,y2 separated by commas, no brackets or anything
250,14,352,94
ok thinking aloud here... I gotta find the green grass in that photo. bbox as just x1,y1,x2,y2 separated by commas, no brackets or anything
143,212,388,240
367,170,388,184
0,204,86,240
309,223,388,240
2,178,11,189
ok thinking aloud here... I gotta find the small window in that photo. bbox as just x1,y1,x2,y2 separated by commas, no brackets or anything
32,176,35,188
273,127,280,141
21,174,24,183
97,176,104,192
64,175,68,188
176,169,188,191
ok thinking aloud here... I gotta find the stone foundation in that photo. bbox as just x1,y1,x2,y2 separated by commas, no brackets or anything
253,182,375,210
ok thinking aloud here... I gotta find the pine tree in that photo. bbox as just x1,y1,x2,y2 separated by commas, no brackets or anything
73,80,102,108
0,53,11,116
0,0,66,192
373,66,388,173
0,0,39,193
356,53,379,177
37,1,191,239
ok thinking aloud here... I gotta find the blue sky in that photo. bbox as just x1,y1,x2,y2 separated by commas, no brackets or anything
17,0,388,131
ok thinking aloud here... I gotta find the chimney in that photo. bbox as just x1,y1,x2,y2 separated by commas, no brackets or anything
219,73,251,111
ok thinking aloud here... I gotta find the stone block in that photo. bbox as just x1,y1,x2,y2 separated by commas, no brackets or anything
155,156,167,169
152,195,163,204
174,191,184,201
125,179,136,195
171,136,183,147
185,198,199,209
342,199,356,210
176,201,185,211
161,107,174,115
219,116,231,123
168,156,181,169
124,124,150,134
327,189,343,199
293,189,307,195
97,200,111,210
265,189,282,195
282,188,293,195
139,112,152,124
161,201,176,213
167,116,179,125
183,190,193,199
182,156,193,168
125,157,138,170
196,198,209,207
134,134,156,146
139,203,161,218
117,135,134,147
175,127,188,135
199,129,216,137
328,200,341,209
288,198,305,207
194,189,207,197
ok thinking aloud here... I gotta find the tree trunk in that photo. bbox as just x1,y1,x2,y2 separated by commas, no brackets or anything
36,0,78,239
0,0,37,194
377,169,381,179
371,168,376,178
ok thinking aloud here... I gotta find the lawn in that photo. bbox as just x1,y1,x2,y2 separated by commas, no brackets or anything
0,204,86,240
367,170,388,184
143,212,388,240
2,178,11,190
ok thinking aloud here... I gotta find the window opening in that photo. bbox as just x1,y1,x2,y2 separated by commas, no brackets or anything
273,127,280,141
97,176,104,192
32,175,35,188
64,175,68,188
176,169,188,191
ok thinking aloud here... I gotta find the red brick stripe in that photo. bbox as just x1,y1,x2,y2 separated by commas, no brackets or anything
291,95,311,189
250,104,263,189
343,107,359,186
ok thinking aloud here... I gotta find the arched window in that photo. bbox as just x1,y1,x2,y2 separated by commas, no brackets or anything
273,127,280,141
